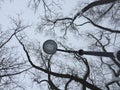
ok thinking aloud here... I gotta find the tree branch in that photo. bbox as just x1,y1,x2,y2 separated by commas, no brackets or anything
82,58,90,90
84,16,120,33
65,79,72,90
0,67,31,78
16,35,102,90
82,0,117,13
73,0,118,22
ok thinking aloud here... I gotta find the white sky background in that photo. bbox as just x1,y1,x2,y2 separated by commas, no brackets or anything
0,0,95,49
0,0,86,90
0,0,117,90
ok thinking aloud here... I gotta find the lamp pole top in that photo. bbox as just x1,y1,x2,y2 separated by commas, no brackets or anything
43,40,57,54
42,40,120,61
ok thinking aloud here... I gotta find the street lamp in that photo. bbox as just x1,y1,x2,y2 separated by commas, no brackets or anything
43,39,120,61
43,40,57,54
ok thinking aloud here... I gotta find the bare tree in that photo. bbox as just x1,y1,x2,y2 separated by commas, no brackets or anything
21,0,120,90
0,15,32,90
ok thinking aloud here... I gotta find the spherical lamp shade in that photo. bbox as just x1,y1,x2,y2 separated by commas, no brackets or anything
116,50,120,61
43,40,57,54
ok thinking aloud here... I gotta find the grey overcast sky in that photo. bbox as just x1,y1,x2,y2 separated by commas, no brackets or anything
1,0,119,90
0,1,85,90
0,0,94,49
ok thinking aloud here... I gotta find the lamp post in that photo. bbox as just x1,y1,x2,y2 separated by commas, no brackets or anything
43,40,120,61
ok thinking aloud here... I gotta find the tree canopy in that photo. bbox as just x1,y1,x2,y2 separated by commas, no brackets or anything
0,0,120,90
